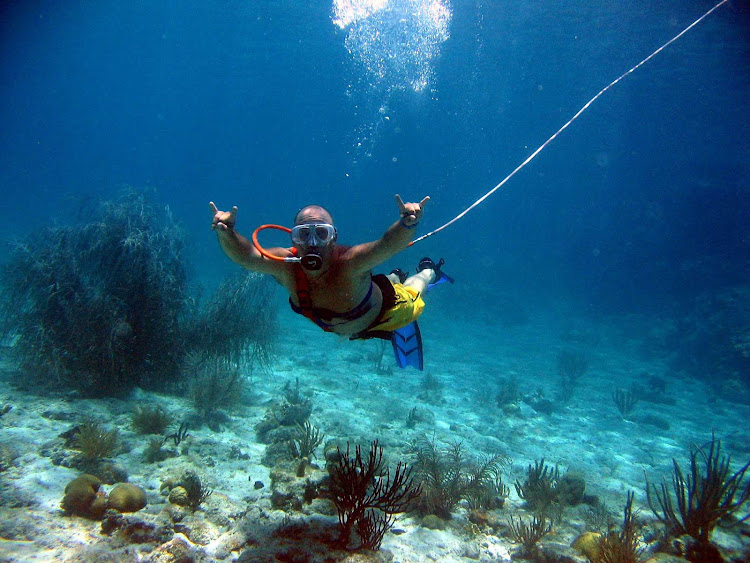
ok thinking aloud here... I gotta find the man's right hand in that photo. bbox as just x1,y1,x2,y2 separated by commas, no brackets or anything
209,202,238,232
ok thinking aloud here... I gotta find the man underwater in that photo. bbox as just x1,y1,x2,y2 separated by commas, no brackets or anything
209,195,452,369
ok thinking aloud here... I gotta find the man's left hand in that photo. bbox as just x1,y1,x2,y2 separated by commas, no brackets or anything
395,194,430,227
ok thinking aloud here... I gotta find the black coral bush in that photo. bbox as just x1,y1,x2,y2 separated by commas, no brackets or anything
597,491,645,563
1,191,187,396
0,190,277,398
645,436,750,546
328,440,421,550
413,437,509,518
185,271,276,367
73,419,119,461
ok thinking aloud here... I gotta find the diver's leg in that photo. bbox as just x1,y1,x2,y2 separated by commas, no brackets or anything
403,269,434,295
388,268,408,284
404,257,446,294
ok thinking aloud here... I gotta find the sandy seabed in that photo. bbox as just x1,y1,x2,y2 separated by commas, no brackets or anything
1,295,749,562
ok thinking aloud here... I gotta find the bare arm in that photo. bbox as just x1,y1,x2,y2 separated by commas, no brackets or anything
346,194,429,273
210,202,290,277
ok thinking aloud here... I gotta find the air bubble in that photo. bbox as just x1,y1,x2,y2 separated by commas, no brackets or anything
332,0,451,93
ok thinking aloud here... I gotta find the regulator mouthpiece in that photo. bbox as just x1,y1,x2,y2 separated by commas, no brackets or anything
300,253,323,271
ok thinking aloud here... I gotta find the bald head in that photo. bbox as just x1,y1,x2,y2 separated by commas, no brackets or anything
294,205,334,226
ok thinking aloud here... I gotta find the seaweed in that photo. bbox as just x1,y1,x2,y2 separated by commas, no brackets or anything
417,373,444,404
0,443,17,473
143,437,170,463
583,500,616,534
514,459,561,512
184,271,277,369
406,406,419,428
288,421,324,460
464,457,510,510
556,348,589,402
276,378,313,426
557,349,589,381
612,385,640,419
597,491,646,563
0,190,187,396
645,436,750,546
0,190,278,399
328,440,421,550
167,422,190,447
496,376,520,408
186,355,244,426
420,372,442,392
73,419,119,461
283,377,305,406
507,514,552,558
413,437,510,518
177,470,213,511
131,404,173,435
369,339,393,376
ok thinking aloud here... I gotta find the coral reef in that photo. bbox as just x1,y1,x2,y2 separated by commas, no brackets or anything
412,437,510,519
0,191,278,399
572,531,603,561
60,474,107,519
186,355,244,430
0,191,188,396
72,420,119,462
167,486,190,507
184,271,277,368
507,513,552,558
596,491,645,563
107,483,147,513
327,440,421,550
645,436,750,548
514,458,586,519
162,470,212,511
663,287,750,387
131,404,173,435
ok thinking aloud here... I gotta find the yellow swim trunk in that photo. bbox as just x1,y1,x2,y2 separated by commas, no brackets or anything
367,281,425,333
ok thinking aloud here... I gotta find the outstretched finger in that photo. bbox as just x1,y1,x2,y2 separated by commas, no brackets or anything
229,206,238,220
209,201,219,214
419,196,430,208
395,194,407,213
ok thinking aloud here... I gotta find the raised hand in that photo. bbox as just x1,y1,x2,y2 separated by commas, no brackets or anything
209,201,238,232
395,194,430,227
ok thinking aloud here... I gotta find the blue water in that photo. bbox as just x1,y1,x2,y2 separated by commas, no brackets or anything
1,0,748,309
2,2,750,558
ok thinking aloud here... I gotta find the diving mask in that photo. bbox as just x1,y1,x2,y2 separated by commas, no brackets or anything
290,223,337,247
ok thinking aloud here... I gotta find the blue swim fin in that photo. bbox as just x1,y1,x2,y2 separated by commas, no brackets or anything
390,258,452,370
418,257,454,291
391,321,423,370
428,269,454,291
